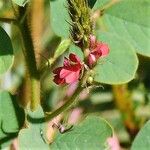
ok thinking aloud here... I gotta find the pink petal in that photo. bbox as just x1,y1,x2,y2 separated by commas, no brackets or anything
65,71,80,84
60,69,72,78
69,53,81,63
91,50,102,59
88,50,102,67
107,135,120,150
97,42,109,57
53,53,83,85
68,108,83,124
63,57,70,67
88,53,96,66
66,82,78,96
89,35,96,49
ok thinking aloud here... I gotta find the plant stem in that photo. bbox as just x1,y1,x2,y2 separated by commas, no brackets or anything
18,6,40,111
113,85,139,139
44,68,90,121
27,83,84,123
0,17,16,23
31,0,44,68
18,7,38,78
45,85,84,121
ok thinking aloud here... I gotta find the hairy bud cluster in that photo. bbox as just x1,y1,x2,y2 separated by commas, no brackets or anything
67,0,93,49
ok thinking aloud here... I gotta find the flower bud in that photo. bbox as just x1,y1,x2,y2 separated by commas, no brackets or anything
88,35,110,68
87,76,94,85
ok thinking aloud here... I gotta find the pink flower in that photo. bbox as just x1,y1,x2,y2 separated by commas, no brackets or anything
88,35,109,67
53,53,82,85
107,135,120,150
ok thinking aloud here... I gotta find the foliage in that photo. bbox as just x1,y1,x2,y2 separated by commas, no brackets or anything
0,26,14,75
131,120,150,150
50,116,112,150
18,106,49,149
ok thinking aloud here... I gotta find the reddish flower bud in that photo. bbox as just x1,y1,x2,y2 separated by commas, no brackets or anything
89,35,96,49
88,35,109,67
53,53,82,85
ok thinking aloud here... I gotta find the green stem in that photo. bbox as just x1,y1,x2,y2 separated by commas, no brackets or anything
26,69,90,123
18,7,38,78
18,6,40,110
45,85,84,121
44,69,90,121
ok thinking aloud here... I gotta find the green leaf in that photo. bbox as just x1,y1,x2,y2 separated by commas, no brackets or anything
18,106,49,150
49,39,71,65
100,14,150,57
0,131,17,149
101,0,150,57
0,26,14,75
92,0,111,10
106,0,150,28
0,91,24,149
94,32,138,84
12,0,29,6
54,39,71,60
50,0,70,38
0,91,25,133
131,120,150,150
50,116,113,150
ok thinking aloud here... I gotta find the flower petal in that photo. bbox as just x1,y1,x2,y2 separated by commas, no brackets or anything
88,53,96,66
89,35,96,49
60,69,72,78
97,42,109,57
53,53,83,85
69,53,81,63
63,57,70,67
65,71,80,84
53,75,65,85
53,67,62,74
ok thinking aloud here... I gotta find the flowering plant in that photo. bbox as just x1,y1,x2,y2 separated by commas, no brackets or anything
0,0,149,149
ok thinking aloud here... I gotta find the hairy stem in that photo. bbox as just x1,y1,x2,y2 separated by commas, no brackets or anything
18,6,40,110
45,84,84,121
31,0,44,68
44,67,90,121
